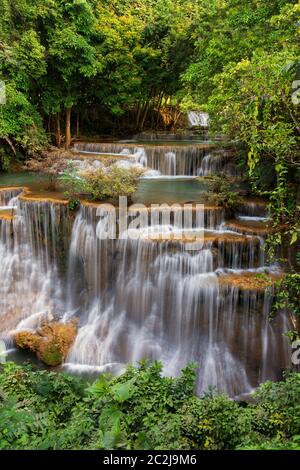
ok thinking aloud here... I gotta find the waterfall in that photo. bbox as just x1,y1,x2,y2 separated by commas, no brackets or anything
198,153,224,176
238,200,268,218
197,151,242,177
0,142,292,398
0,191,67,335
0,188,23,204
218,283,291,389
188,111,209,128
62,205,292,397
165,152,176,176
73,142,208,176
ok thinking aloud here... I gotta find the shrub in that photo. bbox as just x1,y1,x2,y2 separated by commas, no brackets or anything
60,164,144,202
201,175,242,213
251,372,300,439
180,393,252,450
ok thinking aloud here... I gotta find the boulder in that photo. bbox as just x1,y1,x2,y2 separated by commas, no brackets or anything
14,321,77,366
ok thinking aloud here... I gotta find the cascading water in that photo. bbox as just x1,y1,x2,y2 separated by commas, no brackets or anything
73,142,210,176
61,203,291,397
0,140,293,398
238,200,268,218
198,153,226,176
0,188,23,206
197,151,243,177
0,192,67,336
72,142,241,177
165,152,176,176
188,111,209,128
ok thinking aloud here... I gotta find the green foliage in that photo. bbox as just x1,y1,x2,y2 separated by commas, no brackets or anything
0,81,47,159
83,166,144,201
0,0,201,157
58,161,87,200
68,198,80,212
182,0,300,252
181,394,252,450
273,273,300,318
201,175,242,212
271,252,300,333
1,361,300,450
0,147,10,171
60,164,144,202
251,372,300,439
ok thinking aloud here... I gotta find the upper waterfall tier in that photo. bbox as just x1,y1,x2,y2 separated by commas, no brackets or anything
72,142,238,177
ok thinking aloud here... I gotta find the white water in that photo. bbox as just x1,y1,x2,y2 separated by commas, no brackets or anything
0,152,292,398
62,204,291,396
0,195,65,336
73,142,209,176
72,143,242,178
188,111,209,128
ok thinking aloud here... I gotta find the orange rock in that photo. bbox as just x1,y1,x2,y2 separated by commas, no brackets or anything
14,331,40,351
14,321,77,366
218,272,283,291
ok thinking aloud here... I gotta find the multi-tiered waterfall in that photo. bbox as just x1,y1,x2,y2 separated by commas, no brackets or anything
0,142,293,398
62,204,291,397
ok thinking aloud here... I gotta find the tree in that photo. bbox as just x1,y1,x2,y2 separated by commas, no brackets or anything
182,0,300,251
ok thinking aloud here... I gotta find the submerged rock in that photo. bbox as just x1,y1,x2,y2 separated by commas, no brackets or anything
14,321,77,366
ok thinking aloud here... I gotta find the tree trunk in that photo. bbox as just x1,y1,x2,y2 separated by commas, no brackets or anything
76,111,80,138
136,103,142,129
56,112,61,148
173,109,182,130
65,107,72,149
4,137,16,155
140,101,150,131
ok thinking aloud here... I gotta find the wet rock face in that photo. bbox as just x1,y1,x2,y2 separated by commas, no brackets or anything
14,321,77,366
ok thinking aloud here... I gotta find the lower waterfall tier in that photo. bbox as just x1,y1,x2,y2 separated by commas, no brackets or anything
64,206,292,397
0,191,293,398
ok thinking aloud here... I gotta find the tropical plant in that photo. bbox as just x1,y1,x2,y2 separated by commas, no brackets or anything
1,361,300,450
59,164,144,202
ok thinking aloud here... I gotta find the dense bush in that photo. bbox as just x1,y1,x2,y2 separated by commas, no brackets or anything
181,393,252,450
201,175,243,214
251,372,300,438
1,361,300,450
0,82,47,170
59,164,144,202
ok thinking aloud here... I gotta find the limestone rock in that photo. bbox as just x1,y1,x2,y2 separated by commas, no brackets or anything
14,321,77,366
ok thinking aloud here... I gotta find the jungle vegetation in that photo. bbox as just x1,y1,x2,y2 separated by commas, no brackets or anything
1,361,300,450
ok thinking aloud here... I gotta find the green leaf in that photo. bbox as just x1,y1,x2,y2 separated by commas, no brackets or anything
111,379,136,403
87,374,111,397
290,232,298,245
275,163,284,173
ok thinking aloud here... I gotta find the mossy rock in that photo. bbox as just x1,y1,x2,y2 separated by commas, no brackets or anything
38,340,64,366
13,321,77,367
14,331,39,351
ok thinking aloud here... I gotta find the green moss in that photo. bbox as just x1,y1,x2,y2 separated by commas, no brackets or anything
39,341,63,367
